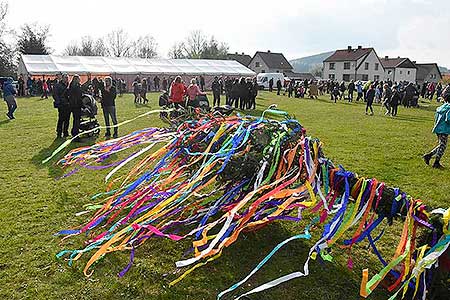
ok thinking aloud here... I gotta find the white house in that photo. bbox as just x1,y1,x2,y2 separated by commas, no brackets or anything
323,46,385,82
379,56,417,83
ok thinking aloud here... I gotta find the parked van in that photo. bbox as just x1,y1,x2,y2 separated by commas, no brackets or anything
256,73,285,90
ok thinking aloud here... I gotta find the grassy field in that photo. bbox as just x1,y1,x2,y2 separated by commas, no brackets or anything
0,91,449,300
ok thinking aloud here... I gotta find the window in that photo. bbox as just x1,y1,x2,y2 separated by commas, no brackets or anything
343,74,351,81
329,63,335,70
407,71,410,75
387,70,392,75
328,74,335,80
255,62,260,68
344,62,351,70
261,70,265,73
374,75,380,81
400,70,403,75
365,62,369,70
375,63,379,71
362,74,369,81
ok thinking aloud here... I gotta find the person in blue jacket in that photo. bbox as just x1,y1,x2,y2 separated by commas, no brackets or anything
423,87,450,168
3,77,17,119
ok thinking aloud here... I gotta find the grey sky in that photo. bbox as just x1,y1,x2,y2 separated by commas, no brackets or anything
5,0,450,66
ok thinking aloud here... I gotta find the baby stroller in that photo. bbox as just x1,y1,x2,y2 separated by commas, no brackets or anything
80,94,100,137
187,94,210,112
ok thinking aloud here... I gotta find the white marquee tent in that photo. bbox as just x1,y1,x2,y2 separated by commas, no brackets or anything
18,55,256,77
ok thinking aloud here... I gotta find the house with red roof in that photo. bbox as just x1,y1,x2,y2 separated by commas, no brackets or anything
322,46,385,82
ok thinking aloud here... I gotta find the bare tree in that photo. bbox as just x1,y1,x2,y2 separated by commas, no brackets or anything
183,30,207,58
168,42,185,59
169,30,229,59
64,41,80,56
93,38,108,56
133,35,158,58
106,28,133,57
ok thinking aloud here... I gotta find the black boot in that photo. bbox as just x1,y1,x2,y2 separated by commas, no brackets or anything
432,160,444,169
423,154,432,165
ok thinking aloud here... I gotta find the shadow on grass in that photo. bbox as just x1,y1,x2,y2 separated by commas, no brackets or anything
31,137,99,178
0,119,12,127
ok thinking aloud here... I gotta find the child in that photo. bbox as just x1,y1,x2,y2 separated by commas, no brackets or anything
423,90,450,168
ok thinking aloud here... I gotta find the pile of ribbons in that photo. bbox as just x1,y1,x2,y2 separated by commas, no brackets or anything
51,108,450,299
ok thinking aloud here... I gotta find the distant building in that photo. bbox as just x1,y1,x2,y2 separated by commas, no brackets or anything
284,71,315,81
379,56,417,83
323,46,385,82
226,52,252,67
248,51,293,74
443,73,450,83
416,63,442,85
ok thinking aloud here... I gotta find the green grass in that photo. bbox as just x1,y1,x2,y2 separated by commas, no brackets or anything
0,92,448,300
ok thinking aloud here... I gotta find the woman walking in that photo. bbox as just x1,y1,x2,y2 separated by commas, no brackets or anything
423,91,450,168
365,84,375,115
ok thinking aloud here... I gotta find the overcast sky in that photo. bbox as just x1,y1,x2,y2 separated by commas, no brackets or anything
5,0,450,66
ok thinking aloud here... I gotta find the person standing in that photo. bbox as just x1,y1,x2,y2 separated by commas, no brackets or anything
162,77,168,91
154,75,160,91
239,77,248,110
347,80,355,102
390,85,401,117
53,73,70,138
224,77,233,105
276,78,282,95
230,79,240,108
3,78,17,120
68,75,83,140
339,81,346,100
423,92,450,168
249,78,258,109
186,78,205,106
141,78,148,103
18,76,25,97
100,77,118,138
169,76,187,108
199,75,205,92
365,84,375,115
436,82,443,101
381,83,392,115
269,78,274,92
211,76,221,107
41,79,49,99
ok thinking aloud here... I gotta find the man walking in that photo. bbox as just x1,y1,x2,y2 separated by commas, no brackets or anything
347,80,355,102
53,73,70,138
3,78,17,120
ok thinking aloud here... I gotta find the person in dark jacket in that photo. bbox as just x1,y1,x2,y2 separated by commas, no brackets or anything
339,81,346,100
199,75,205,92
268,78,274,92
421,82,428,98
249,78,258,110
68,75,83,139
402,82,417,108
239,77,248,110
347,80,355,102
230,79,240,108
390,85,401,116
3,78,17,119
141,78,148,103
153,76,160,91
53,73,70,138
162,77,168,91
276,79,282,95
365,84,375,115
100,76,118,138
224,77,233,105
211,76,221,107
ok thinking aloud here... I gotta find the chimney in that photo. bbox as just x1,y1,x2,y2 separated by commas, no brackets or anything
347,46,352,51
385,56,389,59
413,61,416,64
398,56,400,58
242,52,244,55
357,46,362,49
235,52,238,55
267,50,271,53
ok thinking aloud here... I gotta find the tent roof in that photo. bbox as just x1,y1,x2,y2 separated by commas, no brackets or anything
19,55,256,76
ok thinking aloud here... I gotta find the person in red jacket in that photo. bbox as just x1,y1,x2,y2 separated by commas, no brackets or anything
169,76,187,108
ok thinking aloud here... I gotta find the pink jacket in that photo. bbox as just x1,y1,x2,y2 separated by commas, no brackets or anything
186,84,205,101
